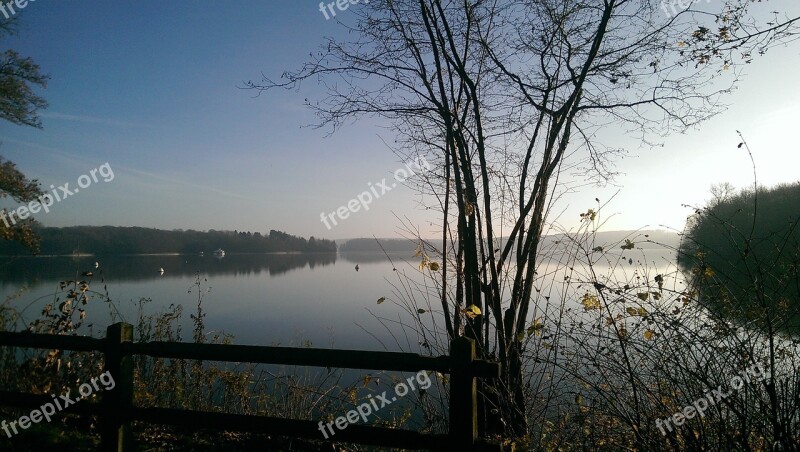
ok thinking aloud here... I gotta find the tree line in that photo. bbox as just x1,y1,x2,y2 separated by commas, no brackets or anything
0,226,337,256
679,181,800,330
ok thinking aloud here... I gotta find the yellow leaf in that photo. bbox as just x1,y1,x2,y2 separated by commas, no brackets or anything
580,208,597,222
617,327,628,339
626,306,648,317
527,318,544,337
428,262,440,271
464,202,474,216
462,304,482,319
644,330,655,340
581,293,601,311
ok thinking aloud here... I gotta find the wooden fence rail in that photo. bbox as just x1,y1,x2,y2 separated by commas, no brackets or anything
0,322,504,451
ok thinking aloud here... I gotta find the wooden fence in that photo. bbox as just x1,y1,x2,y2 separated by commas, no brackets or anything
0,322,504,451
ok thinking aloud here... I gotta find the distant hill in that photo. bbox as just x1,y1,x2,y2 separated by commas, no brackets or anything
339,230,680,254
0,226,336,256
338,238,418,253
541,229,680,250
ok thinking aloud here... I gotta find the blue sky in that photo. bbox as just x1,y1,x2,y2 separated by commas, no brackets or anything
0,1,798,241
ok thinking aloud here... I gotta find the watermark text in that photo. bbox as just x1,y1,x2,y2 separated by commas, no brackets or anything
2,371,116,438
320,156,430,230
660,0,712,17
0,162,114,228
318,370,431,439
319,0,368,20
656,362,769,435
0,0,34,20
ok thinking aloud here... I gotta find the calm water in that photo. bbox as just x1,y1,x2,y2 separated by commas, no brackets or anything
0,248,680,352
0,252,424,351
5,248,789,439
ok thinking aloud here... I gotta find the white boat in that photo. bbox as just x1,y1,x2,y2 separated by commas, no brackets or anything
213,249,225,257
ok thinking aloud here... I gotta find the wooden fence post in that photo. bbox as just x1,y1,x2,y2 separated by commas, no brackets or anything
450,336,477,450
102,322,134,452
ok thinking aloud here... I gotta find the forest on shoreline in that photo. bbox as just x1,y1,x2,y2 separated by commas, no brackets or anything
679,181,800,330
0,226,337,256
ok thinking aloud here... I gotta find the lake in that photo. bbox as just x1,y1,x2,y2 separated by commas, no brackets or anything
0,252,425,351
0,247,680,353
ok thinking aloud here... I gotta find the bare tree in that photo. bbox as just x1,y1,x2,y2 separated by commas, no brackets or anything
709,182,736,207
248,0,799,443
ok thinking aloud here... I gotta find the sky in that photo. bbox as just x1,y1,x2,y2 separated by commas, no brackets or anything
0,1,798,241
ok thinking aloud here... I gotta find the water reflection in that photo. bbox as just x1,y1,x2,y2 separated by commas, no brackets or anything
0,253,337,286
